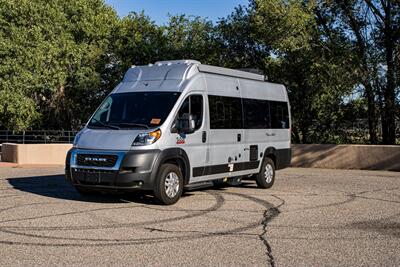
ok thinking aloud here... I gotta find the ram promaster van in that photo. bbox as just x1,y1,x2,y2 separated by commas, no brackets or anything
66,60,291,204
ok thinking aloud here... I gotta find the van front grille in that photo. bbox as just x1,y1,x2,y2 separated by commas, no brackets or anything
76,154,118,168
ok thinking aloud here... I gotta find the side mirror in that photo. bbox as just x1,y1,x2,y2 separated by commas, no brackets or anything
175,113,195,134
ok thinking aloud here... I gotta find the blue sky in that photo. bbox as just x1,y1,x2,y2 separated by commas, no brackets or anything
105,0,249,25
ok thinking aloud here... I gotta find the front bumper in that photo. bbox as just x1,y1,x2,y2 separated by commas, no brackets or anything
65,148,160,191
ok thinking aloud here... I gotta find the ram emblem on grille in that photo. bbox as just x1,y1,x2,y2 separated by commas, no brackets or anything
84,157,107,162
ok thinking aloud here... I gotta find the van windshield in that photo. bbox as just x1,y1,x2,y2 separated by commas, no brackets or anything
88,92,181,129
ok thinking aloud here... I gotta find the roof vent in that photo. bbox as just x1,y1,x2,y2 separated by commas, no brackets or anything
154,59,201,65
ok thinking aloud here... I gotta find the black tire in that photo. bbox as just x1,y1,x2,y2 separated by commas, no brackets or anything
255,157,275,189
153,163,183,205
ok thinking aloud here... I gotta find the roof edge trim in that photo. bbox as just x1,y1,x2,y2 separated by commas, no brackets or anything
198,64,265,81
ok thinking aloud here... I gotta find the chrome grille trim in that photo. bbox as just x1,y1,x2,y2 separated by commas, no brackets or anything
70,149,126,171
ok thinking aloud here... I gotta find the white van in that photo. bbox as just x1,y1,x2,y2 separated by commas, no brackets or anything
66,60,291,204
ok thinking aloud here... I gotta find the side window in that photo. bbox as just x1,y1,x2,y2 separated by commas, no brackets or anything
270,101,289,129
177,95,203,130
209,95,243,129
243,98,270,129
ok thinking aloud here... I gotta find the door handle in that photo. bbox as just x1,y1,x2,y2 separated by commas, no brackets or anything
202,131,207,143
237,133,241,142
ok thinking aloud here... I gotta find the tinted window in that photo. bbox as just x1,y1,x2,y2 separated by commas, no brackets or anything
243,98,270,129
209,95,243,129
177,95,203,130
88,92,181,129
270,101,289,129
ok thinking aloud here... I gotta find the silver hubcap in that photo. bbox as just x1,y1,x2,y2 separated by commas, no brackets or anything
165,172,180,198
264,164,273,183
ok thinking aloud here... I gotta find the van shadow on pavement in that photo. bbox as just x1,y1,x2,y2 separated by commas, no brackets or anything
7,174,259,204
7,174,159,204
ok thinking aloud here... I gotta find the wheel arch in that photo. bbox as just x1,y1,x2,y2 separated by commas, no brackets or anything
262,146,291,170
263,146,277,167
151,148,191,185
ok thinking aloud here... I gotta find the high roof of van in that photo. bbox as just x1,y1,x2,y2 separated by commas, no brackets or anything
112,60,272,94
123,60,265,82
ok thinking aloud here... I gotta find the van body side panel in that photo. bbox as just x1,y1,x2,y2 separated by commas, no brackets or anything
239,79,291,173
191,74,248,182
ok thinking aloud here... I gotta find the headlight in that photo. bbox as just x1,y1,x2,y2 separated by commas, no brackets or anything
73,131,83,147
132,129,161,146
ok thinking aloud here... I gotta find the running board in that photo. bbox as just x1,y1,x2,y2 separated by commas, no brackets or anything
184,181,214,191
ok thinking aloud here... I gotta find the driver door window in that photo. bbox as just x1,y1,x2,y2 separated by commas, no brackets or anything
176,95,203,131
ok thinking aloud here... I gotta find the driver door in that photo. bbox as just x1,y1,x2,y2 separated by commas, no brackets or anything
173,93,208,183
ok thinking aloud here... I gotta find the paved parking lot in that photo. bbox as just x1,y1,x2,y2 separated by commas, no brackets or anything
0,167,399,266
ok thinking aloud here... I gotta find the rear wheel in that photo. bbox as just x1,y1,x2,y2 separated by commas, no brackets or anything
255,157,275,188
154,163,183,205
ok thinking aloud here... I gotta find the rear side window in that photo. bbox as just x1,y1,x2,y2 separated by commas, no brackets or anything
270,101,289,129
243,99,289,129
208,95,243,129
243,99,270,129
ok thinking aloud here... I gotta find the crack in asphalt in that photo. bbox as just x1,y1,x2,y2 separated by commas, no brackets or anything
259,206,281,267
144,226,258,237
222,192,285,267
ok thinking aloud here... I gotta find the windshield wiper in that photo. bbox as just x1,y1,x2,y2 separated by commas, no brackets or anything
90,118,120,130
117,122,150,129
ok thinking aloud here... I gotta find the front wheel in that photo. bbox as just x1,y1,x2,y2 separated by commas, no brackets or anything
255,157,275,188
153,163,183,205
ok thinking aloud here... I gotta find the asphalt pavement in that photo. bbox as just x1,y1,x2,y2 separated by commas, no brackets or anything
0,167,399,266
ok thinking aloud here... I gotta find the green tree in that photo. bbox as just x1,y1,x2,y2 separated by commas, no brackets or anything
164,14,218,64
215,4,268,70
114,13,218,72
113,11,166,71
253,0,358,143
0,0,119,130
329,0,400,144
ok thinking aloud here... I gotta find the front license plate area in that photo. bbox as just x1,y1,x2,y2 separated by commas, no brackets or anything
84,172,100,184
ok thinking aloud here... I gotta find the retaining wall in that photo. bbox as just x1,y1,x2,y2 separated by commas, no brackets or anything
291,144,400,171
1,143,72,165
1,143,400,171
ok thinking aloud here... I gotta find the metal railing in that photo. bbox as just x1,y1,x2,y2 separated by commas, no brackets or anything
0,130,79,144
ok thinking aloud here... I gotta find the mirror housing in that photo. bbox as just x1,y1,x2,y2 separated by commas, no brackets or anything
174,113,195,134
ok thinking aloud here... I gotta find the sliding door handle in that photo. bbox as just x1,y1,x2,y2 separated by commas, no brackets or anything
202,131,207,143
